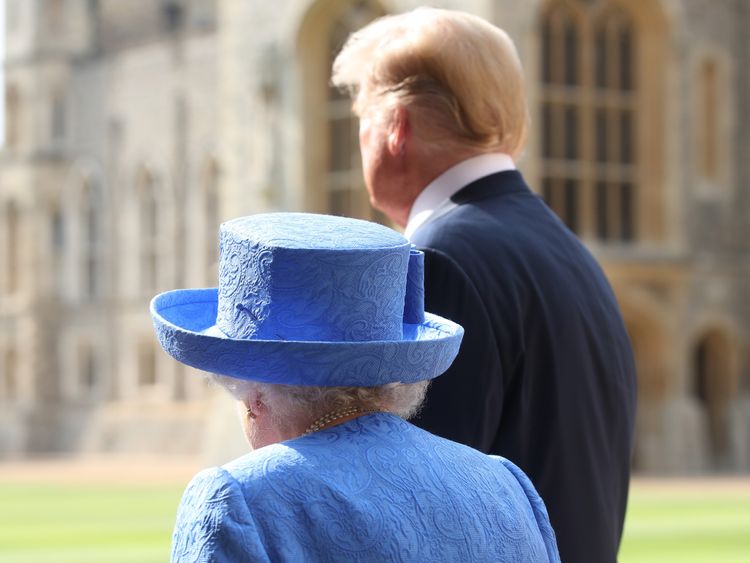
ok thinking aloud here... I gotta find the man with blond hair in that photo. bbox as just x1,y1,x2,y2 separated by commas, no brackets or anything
333,8,636,563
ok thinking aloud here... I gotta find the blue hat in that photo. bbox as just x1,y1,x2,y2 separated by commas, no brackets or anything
150,213,463,387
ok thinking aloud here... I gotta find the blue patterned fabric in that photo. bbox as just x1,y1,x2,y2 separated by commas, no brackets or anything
150,213,463,386
171,413,560,562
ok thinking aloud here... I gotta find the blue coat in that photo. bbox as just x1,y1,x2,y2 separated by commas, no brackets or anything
410,170,637,563
171,413,560,562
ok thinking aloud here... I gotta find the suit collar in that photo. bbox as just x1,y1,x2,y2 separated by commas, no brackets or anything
407,171,530,240
405,153,515,239
450,170,530,205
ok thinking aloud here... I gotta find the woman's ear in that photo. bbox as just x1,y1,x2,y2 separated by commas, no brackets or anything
242,390,265,417
387,106,409,157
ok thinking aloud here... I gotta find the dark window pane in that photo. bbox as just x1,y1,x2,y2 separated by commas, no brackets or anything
329,118,351,172
82,350,98,389
329,189,351,218
87,256,97,297
595,109,607,162
51,96,65,140
87,205,98,247
595,29,607,88
620,182,634,241
542,105,553,158
52,209,64,250
564,179,579,232
619,27,633,91
564,21,578,86
564,106,578,159
541,19,552,84
542,177,553,204
596,181,609,240
620,110,633,164
138,344,157,386
162,1,184,31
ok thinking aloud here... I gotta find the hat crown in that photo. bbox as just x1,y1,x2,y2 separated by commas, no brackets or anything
216,213,413,342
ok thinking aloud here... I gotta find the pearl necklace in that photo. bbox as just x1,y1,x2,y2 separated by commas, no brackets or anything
303,406,378,436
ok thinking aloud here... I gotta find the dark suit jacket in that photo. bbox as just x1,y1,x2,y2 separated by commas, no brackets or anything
411,170,636,563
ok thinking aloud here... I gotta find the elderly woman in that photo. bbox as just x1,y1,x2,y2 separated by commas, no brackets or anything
151,213,560,562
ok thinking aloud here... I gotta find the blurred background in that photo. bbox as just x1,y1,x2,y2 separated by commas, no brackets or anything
0,0,748,560
2,0,747,473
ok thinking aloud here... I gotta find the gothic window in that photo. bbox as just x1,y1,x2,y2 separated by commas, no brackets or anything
51,203,65,296
78,342,100,399
326,7,385,221
693,330,734,468
161,1,185,32
3,201,20,295
138,171,160,293
302,0,386,222
81,179,104,299
539,1,638,242
697,58,719,181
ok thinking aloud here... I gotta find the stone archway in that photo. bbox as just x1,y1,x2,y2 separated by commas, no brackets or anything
624,313,669,472
692,328,737,470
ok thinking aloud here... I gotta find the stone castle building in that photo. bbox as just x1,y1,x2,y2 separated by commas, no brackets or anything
0,0,748,473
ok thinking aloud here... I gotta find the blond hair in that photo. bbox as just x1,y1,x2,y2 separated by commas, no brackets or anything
332,7,529,158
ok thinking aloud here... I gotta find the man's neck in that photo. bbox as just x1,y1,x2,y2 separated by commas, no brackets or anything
404,152,516,238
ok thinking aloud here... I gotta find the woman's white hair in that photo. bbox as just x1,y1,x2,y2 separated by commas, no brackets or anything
210,374,430,426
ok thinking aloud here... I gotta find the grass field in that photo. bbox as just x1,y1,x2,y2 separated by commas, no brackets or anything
619,481,750,563
1,470,749,562
0,483,184,563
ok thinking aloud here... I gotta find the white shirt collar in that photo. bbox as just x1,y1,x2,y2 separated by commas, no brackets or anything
404,153,515,239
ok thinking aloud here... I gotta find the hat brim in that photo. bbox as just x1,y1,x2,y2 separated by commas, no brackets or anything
150,288,464,387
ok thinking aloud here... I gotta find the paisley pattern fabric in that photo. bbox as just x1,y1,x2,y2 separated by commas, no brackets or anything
171,414,560,562
403,248,425,324
150,213,464,386
216,214,410,342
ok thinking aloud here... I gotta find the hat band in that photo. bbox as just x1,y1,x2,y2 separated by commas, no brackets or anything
403,248,425,324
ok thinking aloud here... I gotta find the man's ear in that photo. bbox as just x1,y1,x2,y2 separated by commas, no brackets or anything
387,106,409,157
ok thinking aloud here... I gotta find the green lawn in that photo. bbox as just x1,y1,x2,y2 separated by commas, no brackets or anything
1,480,748,562
619,483,750,563
0,483,184,563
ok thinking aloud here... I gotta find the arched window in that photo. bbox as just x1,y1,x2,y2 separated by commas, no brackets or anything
327,19,365,218
82,179,104,299
138,171,160,293
624,315,668,472
539,1,651,243
78,341,100,399
301,0,386,222
697,58,722,182
51,203,65,296
693,330,735,467
3,201,20,294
